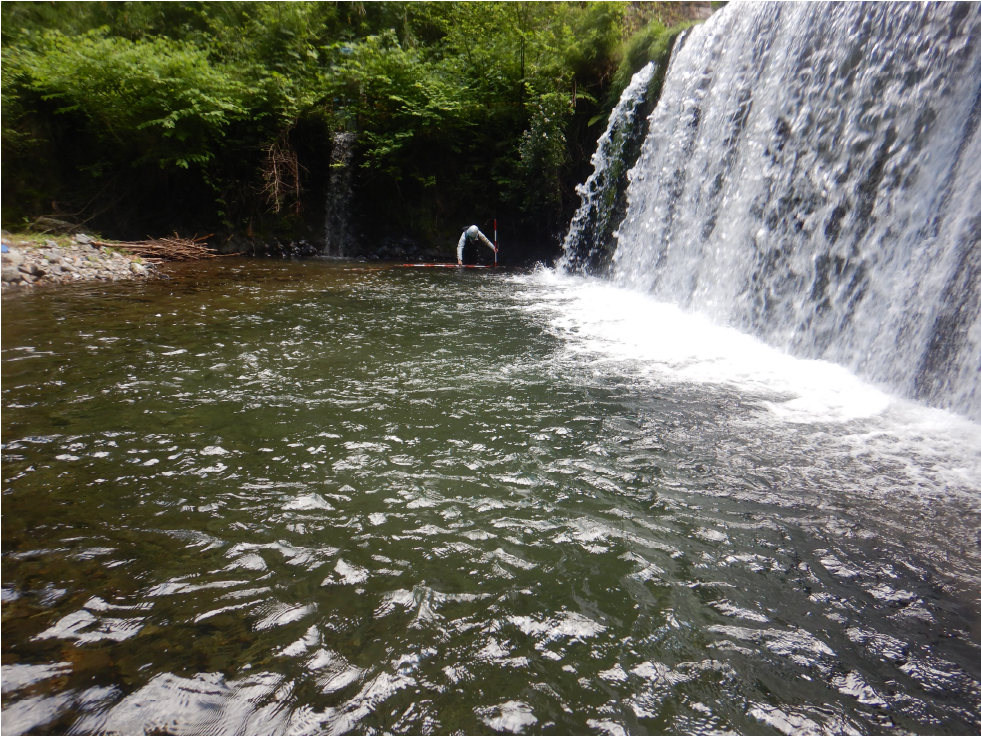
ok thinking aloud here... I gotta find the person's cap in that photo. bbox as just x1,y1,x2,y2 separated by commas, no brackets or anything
467,225,479,236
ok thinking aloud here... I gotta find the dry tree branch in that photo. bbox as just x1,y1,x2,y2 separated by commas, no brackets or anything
94,233,240,262
261,127,306,215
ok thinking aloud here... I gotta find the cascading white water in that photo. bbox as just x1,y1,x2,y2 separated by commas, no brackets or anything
605,2,980,421
324,131,357,257
558,62,658,275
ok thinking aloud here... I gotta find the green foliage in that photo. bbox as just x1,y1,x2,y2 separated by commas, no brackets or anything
513,92,572,215
5,29,246,170
330,31,475,177
0,1,704,252
607,18,694,109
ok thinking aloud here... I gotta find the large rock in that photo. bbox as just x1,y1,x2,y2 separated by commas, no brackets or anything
2,266,23,283
30,216,75,234
2,247,25,268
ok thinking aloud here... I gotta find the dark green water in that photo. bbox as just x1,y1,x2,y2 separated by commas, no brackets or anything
3,260,980,735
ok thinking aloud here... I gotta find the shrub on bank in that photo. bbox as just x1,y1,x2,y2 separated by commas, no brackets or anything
1,2,706,259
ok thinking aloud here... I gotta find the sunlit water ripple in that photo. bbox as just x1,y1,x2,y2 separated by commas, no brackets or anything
3,259,980,735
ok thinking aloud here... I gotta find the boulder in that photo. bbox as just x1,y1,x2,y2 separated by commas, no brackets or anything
2,248,25,268
2,266,23,283
30,216,75,234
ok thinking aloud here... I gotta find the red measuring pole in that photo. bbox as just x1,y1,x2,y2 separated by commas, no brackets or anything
494,219,498,268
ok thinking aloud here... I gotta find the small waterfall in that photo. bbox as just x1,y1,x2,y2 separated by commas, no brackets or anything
558,62,658,275
600,2,980,421
324,131,357,257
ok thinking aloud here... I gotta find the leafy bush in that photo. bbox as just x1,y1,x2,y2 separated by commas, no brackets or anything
1,1,707,255
607,18,694,109
513,92,572,217
5,29,246,170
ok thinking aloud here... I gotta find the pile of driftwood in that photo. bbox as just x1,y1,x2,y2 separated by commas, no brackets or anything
93,234,238,262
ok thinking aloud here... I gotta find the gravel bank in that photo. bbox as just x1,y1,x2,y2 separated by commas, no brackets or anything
1,233,154,289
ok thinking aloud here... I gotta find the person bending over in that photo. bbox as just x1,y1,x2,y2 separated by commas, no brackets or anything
457,225,497,265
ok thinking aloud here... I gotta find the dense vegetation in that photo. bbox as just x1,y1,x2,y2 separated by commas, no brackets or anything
2,1,701,259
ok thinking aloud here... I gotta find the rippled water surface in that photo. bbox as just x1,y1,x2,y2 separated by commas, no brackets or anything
3,260,980,736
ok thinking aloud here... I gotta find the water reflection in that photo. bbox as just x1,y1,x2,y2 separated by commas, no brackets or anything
2,260,980,735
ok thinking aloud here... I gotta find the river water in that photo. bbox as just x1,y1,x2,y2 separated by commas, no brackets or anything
3,259,980,735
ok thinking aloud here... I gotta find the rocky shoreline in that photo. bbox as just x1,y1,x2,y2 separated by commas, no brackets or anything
1,233,153,289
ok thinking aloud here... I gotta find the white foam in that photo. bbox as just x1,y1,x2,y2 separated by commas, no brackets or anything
516,271,893,422
512,270,981,501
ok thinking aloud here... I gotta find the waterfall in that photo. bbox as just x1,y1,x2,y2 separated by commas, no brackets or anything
558,62,659,275
324,131,357,257
587,2,980,421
